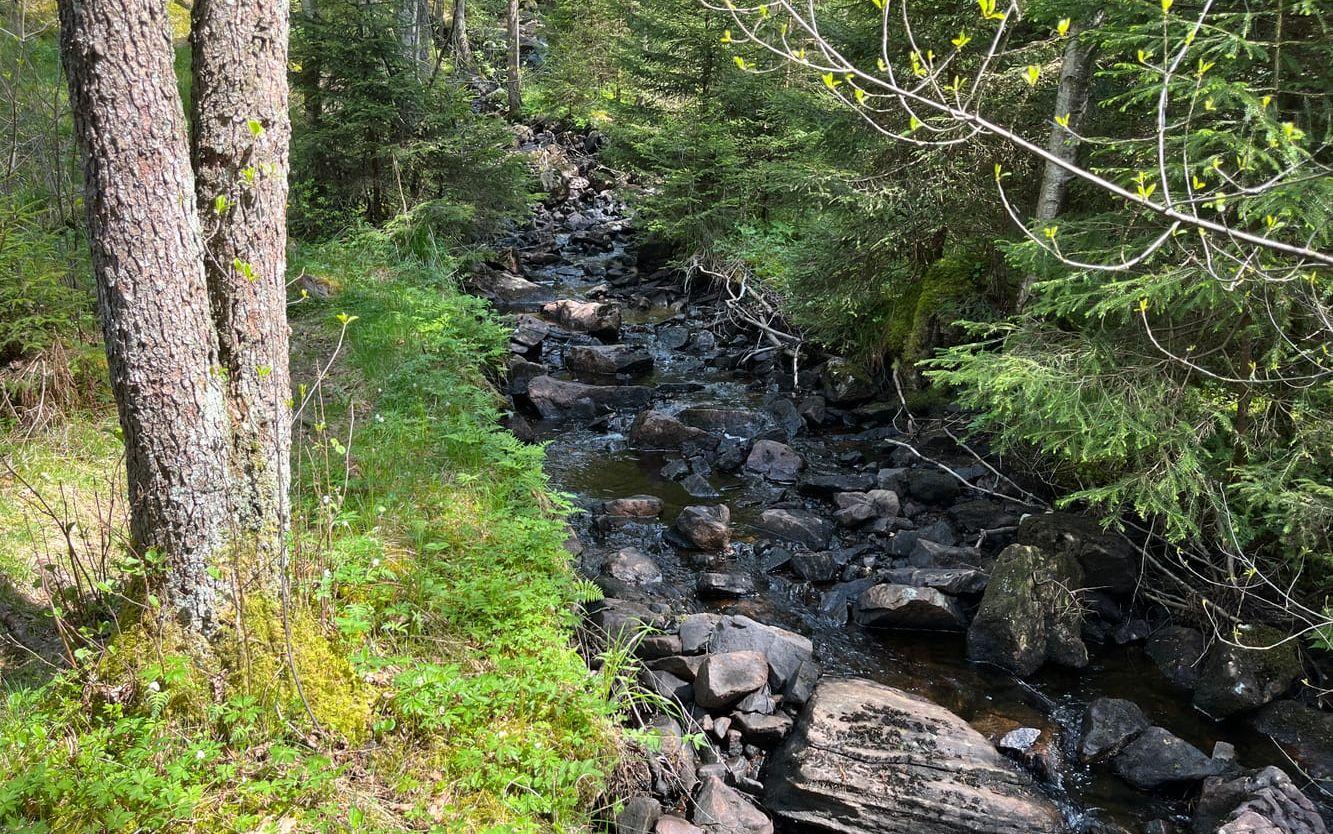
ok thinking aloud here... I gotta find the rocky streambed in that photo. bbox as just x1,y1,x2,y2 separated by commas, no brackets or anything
470,123,1333,834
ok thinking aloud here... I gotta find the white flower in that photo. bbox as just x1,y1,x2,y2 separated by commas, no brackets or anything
148,680,161,692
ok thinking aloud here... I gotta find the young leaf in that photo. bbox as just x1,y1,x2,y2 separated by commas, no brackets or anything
1024,65,1040,86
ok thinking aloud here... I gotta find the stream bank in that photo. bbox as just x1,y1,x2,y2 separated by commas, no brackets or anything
469,123,1332,834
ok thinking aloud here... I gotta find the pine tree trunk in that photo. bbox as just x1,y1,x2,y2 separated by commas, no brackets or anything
58,0,231,632
397,0,431,78
451,0,471,69
1018,15,1102,310
191,0,293,580
505,0,522,116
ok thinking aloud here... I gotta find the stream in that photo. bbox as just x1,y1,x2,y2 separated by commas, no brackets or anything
471,124,1331,834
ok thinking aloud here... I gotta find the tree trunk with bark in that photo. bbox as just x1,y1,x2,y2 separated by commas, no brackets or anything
505,0,521,116
450,0,471,69
58,0,231,632
397,0,432,79
1018,15,1103,310
191,0,294,581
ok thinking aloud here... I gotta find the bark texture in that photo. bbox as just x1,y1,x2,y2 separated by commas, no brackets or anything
58,0,230,631
505,0,522,116
1019,17,1102,309
398,0,432,79
191,0,294,579
450,0,471,68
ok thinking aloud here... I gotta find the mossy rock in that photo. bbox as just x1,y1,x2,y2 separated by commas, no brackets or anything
1192,624,1303,719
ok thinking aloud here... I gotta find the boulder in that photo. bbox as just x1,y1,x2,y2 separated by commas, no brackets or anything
1193,767,1328,834
855,584,967,631
679,408,769,440
904,468,962,504
833,490,899,527
789,551,839,583
967,544,1088,676
949,499,1019,533
675,505,732,551
602,495,665,518
692,775,773,834
527,375,652,420
694,651,770,709
1078,697,1149,763
1016,512,1138,595
707,615,815,694
1111,726,1228,789
617,796,663,834
644,669,694,704
604,547,663,587
798,471,876,498
541,299,622,339
882,567,989,596
1145,625,1207,689
1192,626,1302,719
656,817,704,834
821,358,877,406
745,440,804,482
510,314,551,356
630,410,714,450
764,678,1064,834
566,344,654,376
1252,701,1333,790
697,572,755,599
755,509,833,550
909,539,982,569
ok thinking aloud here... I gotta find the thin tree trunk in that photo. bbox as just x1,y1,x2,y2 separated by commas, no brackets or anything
1018,14,1103,310
450,0,471,69
505,0,522,117
58,0,231,632
191,0,293,579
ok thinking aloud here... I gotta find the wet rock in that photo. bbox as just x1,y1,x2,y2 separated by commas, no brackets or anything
510,314,551,357
471,269,546,306
882,567,989,595
765,678,1063,834
692,775,773,834
507,357,546,397
617,796,663,834
790,550,839,583
1111,726,1228,789
604,547,663,586
679,408,769,440
708,615,815,694
909,538,981,568
680,473,722,499
755,509,833,550
1145,625,1207,690
675,505,732,551
904,468,963,504
966,544,1087,676
541,298,622,339
527,375,652,419
658,326,690,350
948,499,1019,532
997,728,1059,782
1192,626,1302,719
744,440,804,482
833,490,899,527
603,495,665,518
631,410,713,450
855,584,966,631
797,395,827,426
1252,701,1333,789
766,399,803,438
695,651,770,709
660,458,691,480
1016,512,1138,595
566,344,654,376
697,572,756,599
1078,697,1149,763
821,358,877,406
917,519,959,547
761,546,793,573
1192,766,1328,834
797,471,875,497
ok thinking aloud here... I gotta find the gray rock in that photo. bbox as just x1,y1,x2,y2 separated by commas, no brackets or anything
676,505,732,551
1016,511,1138,595
692,775,773,834
1193,766,1328,834
733,711,794,746
798,471,874,497
644,669,694,704
855,584,966,631
949,499,1018,532
637,633,683,660
679,613,719,654
797,395,827,426
904,468,962,504
1078,697,1149,763
697,572,755,599
755,508,833,550
604,547,663,586
649,655,706,681
790,551,839,583
881,567,989,595
541,298,621,339
586,598,660,642
967,544,1088,677
909,538,981,568
678,407,769,439
821,357,877,406
708,615,815,693
695,651,770,709
1252,700,1333,789
1145,625,1207,689
631,410,713,450
1112,726,1228,789
527,375,652,419
745,440,804,482
617,796,663,834
603,495,665,518
681,473,721,499
764,678,1064,834
567,343,653,376
1192,626,1301,719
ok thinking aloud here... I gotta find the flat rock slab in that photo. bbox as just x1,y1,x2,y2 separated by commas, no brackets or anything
765,678,1063,834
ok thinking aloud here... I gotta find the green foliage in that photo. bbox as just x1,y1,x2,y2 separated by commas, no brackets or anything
0,199,96,366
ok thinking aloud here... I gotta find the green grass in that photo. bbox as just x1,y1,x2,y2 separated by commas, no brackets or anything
0,228,617,833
